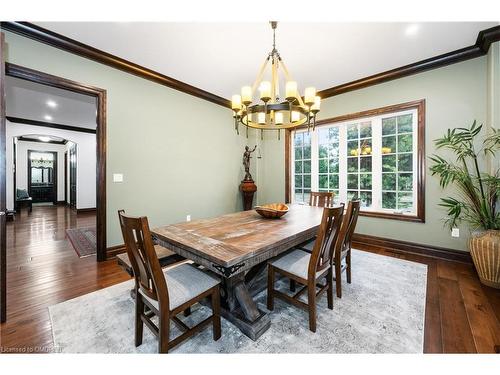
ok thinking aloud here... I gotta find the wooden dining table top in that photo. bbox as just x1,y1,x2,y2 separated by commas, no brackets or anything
151,204,326,270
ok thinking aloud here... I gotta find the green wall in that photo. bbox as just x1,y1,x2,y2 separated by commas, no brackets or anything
2,30,261,248
260,57,489,251
3,29,495,253
487,41,500,173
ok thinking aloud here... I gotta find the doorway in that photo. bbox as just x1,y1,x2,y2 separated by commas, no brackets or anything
0,57,107,324
27,150,57,204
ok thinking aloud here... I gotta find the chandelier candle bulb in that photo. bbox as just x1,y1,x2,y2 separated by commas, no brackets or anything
304,87,316,105
231,95,242,111
241,86,252,104
275,112,284,125
311,96,321,111
291,111,300,122
260,81,272,101
285,81,298,100
258,112,266,124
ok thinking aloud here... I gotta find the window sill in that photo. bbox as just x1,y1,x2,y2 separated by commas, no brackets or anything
359,210,424,223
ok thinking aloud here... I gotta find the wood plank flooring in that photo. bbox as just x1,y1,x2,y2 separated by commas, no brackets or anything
1,205,499,353
0,205,129,353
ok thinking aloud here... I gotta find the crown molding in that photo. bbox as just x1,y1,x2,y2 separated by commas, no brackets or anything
0,21,231,108
18,135,67,145
7,116,97,134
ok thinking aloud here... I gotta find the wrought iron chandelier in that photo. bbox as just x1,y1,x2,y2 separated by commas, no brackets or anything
231,21,321,139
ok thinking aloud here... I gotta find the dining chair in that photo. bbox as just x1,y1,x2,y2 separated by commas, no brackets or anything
332,200,360,298
118,210,221,353
267,205,344,332
289,190,335,292
309,191,334,207
293,200,360,298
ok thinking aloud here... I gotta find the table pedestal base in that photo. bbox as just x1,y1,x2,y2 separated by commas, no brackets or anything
220,273,270,341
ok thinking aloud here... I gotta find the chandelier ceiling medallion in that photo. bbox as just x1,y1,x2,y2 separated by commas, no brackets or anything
231,21,321,139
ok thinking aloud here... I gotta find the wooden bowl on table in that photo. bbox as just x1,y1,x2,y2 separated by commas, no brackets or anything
255,203,289,219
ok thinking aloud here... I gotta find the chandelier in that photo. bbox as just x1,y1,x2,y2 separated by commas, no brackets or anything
231,21,321,139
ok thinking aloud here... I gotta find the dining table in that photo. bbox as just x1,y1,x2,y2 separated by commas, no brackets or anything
151,204,326,340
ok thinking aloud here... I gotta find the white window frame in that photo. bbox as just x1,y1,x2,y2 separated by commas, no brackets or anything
290,107,420,218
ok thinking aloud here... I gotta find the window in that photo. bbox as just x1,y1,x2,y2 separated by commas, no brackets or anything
288,100,425,222
293,131,312,204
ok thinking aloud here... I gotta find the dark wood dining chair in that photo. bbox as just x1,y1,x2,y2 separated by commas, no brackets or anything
289,191,335,292
118,210,221,353
333,200,360,298
267,205,344,332
293,200,360,298
309,191,334,207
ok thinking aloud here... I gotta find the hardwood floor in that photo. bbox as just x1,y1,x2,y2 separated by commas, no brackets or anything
0,205,129,353
0,206,499,353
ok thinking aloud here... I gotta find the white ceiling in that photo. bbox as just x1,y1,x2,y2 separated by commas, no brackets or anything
6,76,97,129
34,22,498,99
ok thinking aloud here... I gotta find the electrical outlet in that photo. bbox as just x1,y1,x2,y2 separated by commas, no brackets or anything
186,215,191,222
451,228,460,238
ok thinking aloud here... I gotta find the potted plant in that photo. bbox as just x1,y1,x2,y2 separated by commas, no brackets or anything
430,121,500,288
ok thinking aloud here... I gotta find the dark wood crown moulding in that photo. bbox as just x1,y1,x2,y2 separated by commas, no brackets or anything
0,21,231,108
1,22,499,107
18,135,67,145
7,116,97,134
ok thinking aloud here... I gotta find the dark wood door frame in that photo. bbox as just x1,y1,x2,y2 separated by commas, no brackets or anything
27,150,58,204
64,151,68,204
69,143,77,209
5,63,107,262
1,32,7,323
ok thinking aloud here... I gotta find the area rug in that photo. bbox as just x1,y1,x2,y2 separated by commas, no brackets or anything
49,250,427,353
66,226,97,258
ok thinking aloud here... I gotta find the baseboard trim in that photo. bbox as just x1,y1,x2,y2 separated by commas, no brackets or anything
76,207,96,213
56,200,67,205
106,244,126,259
352,233,472,264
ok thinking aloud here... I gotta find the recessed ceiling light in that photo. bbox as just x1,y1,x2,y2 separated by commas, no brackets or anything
46,100,57,108
38,136,51,142
405,24,419,37
44,115,53,121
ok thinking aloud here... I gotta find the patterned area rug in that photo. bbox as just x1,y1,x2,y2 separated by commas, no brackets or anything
49,250,427,353
66,226,97,258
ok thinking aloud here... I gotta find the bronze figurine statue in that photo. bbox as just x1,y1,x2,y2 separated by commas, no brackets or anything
243,145,257,181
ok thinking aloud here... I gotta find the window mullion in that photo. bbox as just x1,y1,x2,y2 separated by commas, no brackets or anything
372,116,382,211
311,129,319,192
339,123,348,204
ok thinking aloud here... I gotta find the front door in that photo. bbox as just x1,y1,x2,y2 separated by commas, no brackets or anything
0,32,7,323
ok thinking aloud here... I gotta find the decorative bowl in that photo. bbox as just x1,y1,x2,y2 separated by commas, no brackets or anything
255,203,289,219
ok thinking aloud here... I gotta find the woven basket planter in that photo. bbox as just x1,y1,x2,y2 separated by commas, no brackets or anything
469,230,500,289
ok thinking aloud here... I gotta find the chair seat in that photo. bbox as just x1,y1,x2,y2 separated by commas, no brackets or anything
270,249,328,280
138,264,219,311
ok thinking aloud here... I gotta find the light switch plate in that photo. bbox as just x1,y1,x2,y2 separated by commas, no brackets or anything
451,228,460,238
113,173,123,183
